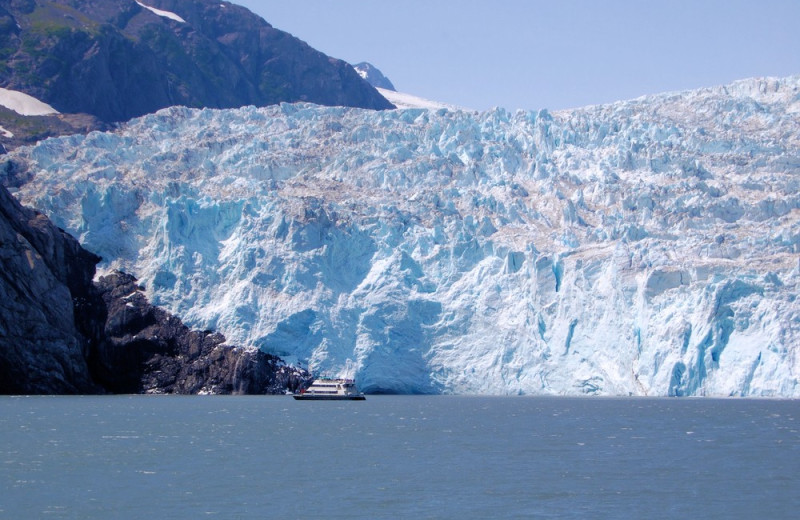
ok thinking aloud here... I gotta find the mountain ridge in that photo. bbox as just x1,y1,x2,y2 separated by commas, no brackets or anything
0,0,392,147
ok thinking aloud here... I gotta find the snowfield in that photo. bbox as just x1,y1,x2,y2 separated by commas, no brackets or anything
0,87,59,116
377,87,467,111
4,76,800,396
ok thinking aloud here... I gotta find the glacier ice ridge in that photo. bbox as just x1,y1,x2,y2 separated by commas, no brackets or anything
4,76,800,396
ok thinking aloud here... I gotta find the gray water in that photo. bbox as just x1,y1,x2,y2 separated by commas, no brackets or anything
1,395,798,519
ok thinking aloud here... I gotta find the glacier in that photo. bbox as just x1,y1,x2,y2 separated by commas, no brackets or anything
3,76,800,396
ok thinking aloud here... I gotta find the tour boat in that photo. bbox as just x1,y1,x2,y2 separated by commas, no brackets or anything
292,378,366,400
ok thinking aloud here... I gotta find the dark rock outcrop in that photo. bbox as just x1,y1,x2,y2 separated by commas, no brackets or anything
0,184,310,394
0,0,392,124
93,271,309,394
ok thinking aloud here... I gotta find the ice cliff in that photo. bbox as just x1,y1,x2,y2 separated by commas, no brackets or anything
4,76,800,396
0,181,308,395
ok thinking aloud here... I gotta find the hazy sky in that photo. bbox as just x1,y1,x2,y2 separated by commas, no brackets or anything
234,0,800,111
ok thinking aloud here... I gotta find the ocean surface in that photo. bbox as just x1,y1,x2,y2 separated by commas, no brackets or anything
1,395,798,519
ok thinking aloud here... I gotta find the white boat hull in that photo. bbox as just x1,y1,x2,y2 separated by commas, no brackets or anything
292,378,366,400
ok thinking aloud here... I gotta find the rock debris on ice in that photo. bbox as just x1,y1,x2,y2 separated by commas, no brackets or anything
4,76,800,396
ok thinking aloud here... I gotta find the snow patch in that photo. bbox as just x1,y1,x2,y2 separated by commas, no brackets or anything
378,88,468,111
136,1,186,23
0,125,13,138
0,87,59,116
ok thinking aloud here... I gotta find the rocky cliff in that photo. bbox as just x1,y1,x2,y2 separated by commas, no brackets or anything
0,183,309,394
0,179,99,393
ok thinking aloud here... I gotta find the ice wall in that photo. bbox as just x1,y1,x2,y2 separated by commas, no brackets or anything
5,76,800,395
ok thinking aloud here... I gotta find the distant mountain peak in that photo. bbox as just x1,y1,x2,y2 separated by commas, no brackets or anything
353,62,396,91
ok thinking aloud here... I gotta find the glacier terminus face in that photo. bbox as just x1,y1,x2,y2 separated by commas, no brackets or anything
5,76,800,396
